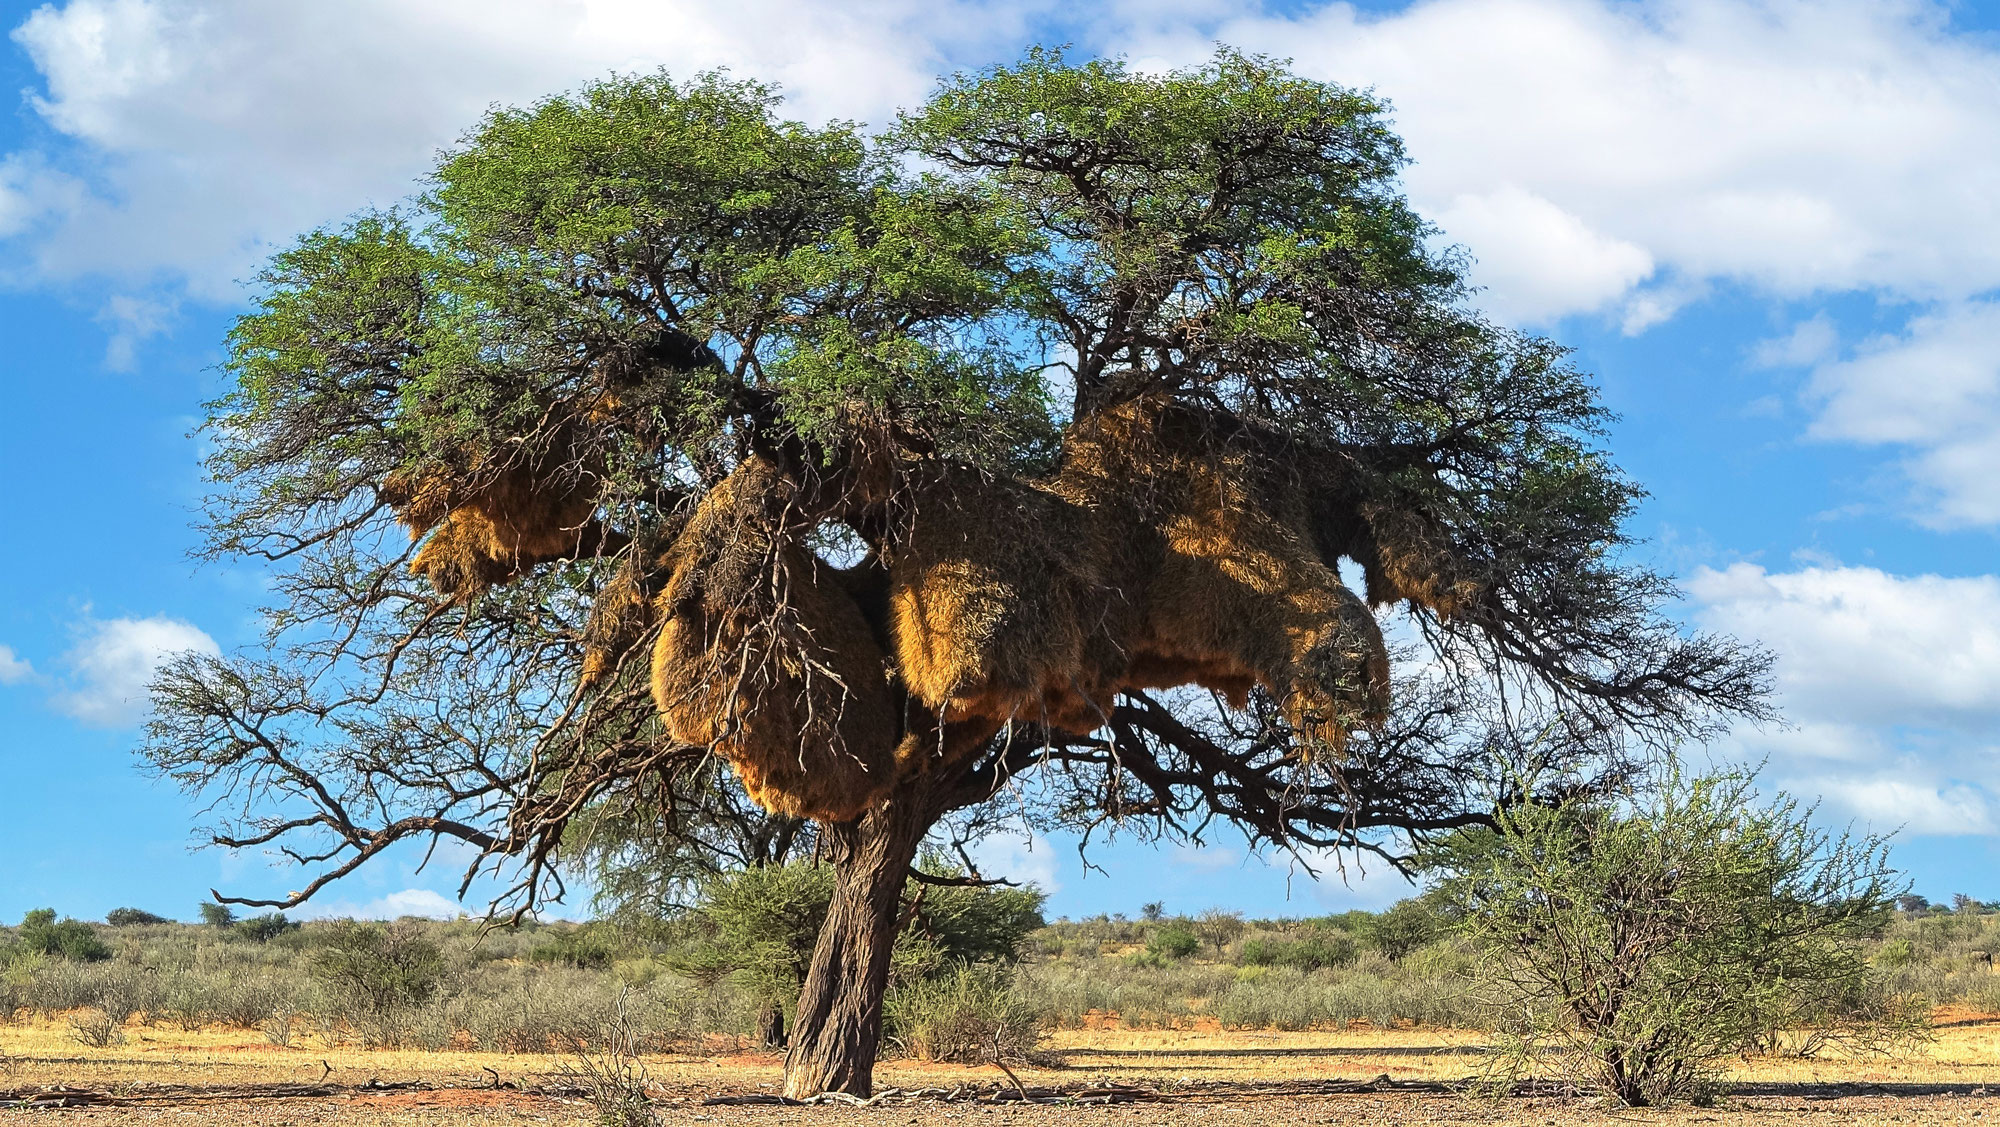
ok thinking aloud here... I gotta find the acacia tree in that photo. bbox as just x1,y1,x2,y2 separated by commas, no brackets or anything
146,51,1768,1097
1426,767,1909,1105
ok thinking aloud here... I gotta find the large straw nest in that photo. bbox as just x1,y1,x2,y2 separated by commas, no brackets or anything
649,456,899,822
888,397,1400,752
886,465,1124,735
380,427,605,600
579,544,664,690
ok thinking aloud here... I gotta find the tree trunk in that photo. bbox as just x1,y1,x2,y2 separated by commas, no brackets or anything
781,786,934,1098
757,1002,786,1050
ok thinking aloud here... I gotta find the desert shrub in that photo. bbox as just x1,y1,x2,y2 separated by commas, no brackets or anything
0,961,28,1024
1015,958,1232,1029
460,970,609,1053
1363,899,1444,961
264,1001,302,1047
885,965,1039,1063
67,1006,123,1048
308,922,450,1046
1429,765,1912,1107
22,958,86,1014
1240,930,1356,971
904,873,1046,966
233,913,300,943
556,991,657,1127
105,908,173,927
159,972,217,1030
86,964,152,1028
1874,937,1915,968
16,910,111,962
1215,966,1319,1030
529,922,625,969
1145,925,1201,961
671,865,834,1047
1193,909,1245,956
674,862,1044,1048
211,974,284,1029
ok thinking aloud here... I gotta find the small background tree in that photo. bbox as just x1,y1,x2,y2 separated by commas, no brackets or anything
14,910,110,963
1193,909,1245,957
1428,765,1920,1107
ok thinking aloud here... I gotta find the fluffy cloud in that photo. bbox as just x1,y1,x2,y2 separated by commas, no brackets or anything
3,0,1044,296
1689,562,2000,834
51,614,219,727
297,888,465,921
1430,186,1655,325
7,0,1999,329
963,830,1062,894
0,644,33,684
1782,300,2000,528
1689,562,2000,727
1111,0,2000,325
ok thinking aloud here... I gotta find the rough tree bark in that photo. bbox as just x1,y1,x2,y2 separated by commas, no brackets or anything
757,1003,786,1050
780,782,938,1098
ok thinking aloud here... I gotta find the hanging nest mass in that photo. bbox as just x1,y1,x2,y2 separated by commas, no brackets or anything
393,392,1482,823
888,397,1402,755
379,418,611,601
646,456,901,823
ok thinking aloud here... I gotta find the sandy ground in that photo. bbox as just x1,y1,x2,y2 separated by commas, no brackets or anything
8,1018,2000,1124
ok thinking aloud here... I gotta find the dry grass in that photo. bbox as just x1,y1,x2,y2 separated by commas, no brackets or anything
10,1014,2000,1125
649,455,899,822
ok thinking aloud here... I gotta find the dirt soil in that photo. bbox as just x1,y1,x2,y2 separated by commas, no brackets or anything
8,1020,2000,1125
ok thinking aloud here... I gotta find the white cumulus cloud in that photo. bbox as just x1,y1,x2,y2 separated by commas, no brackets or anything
2,0,1046,296
0,644,33,684
1814,777,1995,837
6,0,1999,330
1689,562,2000,834
1788,300,2000,528
297,888,466,921
1430,186,1655,324
1111,0,2000,325
52,614,219,727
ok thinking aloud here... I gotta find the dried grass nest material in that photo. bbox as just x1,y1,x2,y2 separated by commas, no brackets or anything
886,397,1474,751
384,389,1478,822
380,432,606,600
647,457,901,823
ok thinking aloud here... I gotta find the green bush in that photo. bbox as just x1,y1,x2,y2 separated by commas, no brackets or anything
197,903,237,928
1363,899,1444,961
105,908,173,927
1874,937,1915,968
15,909,111,962
905,872,1046,965
674,862,1047,1046
233,913,300,943
1145,925,1201,961
308,922,450,1044
1428,765,1915,1107
1240,930,1356,971
885,965,1039,1062
528,923,625,969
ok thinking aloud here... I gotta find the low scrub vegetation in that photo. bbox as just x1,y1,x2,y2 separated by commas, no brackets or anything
1430,767,1918,1106
2,857,1984,1085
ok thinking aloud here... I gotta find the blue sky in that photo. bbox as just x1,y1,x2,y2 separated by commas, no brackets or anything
2,0,1999,924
